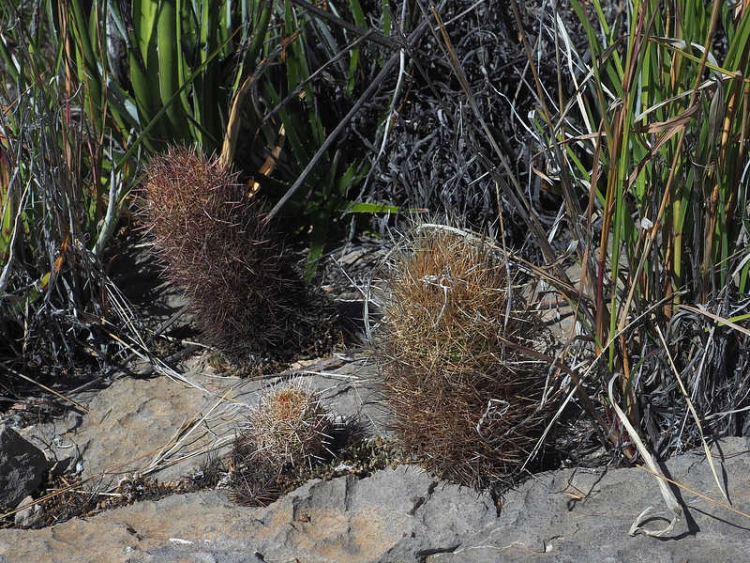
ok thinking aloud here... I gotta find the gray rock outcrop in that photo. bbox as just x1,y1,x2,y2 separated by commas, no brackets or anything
3,353,750,562
0,425,48,512
1,439,750,562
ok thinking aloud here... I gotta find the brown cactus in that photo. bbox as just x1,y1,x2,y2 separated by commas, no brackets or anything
141,145,336,362
379,226,556,488
230,379,334,505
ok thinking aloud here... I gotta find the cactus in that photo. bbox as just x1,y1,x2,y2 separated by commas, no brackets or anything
230,379,335,505
380,227,554,487
141,145,336,362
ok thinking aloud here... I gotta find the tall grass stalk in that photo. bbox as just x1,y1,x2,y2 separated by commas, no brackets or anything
526,0,750,446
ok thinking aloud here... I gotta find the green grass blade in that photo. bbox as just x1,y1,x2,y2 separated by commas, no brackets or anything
345,0,365,95
155,0,189,141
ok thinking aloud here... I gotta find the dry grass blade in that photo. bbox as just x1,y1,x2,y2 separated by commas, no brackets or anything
608,374,682,537
141,387,241,476
654,325,729,505
637,463,750,522
289,0,399,49
525,289,683,470
0,363,89,414
425,3,557,265
678,304,750,338
101,327,210,393
0,432,210,524
0,478,86,522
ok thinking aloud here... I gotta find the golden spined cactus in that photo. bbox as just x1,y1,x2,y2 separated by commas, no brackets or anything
380,227,555,488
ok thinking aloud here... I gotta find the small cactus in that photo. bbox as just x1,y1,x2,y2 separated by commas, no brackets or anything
245,379,333,471
230,379,334,505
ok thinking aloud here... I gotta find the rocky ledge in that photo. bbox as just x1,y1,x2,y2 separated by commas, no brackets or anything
1,353,749,562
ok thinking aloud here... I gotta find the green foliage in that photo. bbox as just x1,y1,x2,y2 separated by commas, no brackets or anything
1,0,393,366
249,0,382,278
520,0,750,452
535,0,750,356
60,0,389,279
61,0,273,153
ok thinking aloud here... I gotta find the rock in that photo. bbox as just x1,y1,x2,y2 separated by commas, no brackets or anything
0,465,495,563
5,353,750,562
431,436,750,563
0,425,48,512
18,408,83,478
2,440,750,562
13,495,42,529
18,352,385,490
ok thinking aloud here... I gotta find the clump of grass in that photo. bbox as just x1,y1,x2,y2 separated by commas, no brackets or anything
519,0,750,459
0,1,133,375
379,226,557,488
141,145,338,363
